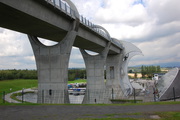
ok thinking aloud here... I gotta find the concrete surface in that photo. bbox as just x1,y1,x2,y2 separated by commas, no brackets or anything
80,42,111,104
0,0,122,54
158,68,180,100
28,29,77,104
0,104,179,120
0,0,143,105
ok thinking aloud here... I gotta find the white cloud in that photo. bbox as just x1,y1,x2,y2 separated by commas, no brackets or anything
0,28,32,57
71,0,103,21
95,0,149,26
69,47,85,68
147,0,180,25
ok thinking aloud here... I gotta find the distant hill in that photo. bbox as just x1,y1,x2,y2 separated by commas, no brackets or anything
130,62,180,68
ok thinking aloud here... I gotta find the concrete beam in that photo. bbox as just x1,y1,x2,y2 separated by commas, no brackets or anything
0,0,122,54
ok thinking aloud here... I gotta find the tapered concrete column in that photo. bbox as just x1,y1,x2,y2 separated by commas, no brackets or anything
27,0,79,104
80,42,111,104
106,53,124,101
28,29,77,103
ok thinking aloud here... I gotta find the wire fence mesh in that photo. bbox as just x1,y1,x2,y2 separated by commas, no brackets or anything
1,87,180,104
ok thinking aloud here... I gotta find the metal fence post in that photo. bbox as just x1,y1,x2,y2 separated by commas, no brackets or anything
65,3,67,13
2,91,5,103
173,87,176,101
42,90,44,104
53,0,55,6
133,88,136,103
59,0,61,9
153,87,156,102
112,88,114,100
22,89,24,103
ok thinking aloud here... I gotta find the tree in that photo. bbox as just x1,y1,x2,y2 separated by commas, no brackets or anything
141,65,161,79
141,65,146,78
134,72,137,79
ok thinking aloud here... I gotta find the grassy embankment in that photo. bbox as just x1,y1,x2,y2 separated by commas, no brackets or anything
0,79,37,103
1,79,180,119
0,79,86,103
1,79,180,105
77,111,180,120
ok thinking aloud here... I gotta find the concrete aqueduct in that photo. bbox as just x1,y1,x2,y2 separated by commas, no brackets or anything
0,0,142,104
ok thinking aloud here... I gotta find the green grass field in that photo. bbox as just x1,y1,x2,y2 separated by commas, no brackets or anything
0,79,38,103
0,79,86,92
68,79,86,84
0,79,180,119
0,79,87,103
0,79,38,92
77,111,180,120
0,79,180,106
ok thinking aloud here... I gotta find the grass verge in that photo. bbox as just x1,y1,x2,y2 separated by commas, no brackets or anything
68,79,87,84
0,79,37,103
77,111,180,120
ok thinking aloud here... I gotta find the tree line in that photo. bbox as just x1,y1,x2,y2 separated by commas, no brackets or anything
0,69,37,80
68,69,86,81
141,65,161,78
0,69,86,81
0,66,162,80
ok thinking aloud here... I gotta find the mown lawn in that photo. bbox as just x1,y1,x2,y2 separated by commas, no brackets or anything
0,79,87,103
77,111,180,120
68,79,86,84
0,79,38,103
0,79,86,92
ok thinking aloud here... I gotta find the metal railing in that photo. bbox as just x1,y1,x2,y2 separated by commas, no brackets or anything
1,88,159,104
45,0,110,40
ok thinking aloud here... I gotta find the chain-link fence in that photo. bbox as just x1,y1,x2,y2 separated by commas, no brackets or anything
1,87,179,104
0,91,6,103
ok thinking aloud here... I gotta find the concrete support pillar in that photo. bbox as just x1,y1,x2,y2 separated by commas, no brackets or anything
28,29,77,104
27,0,80,104
80,42,111,104
106,53,124,101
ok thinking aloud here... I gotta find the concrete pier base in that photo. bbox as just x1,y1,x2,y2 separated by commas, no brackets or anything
106,54,124,101
80,42,111,104
28,30,77,104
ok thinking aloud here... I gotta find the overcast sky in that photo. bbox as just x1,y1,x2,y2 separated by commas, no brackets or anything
0,0,180,69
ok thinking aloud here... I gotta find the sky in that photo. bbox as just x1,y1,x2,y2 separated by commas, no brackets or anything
0,0,180,69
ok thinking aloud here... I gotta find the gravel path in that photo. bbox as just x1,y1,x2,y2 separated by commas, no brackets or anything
0,104,180,120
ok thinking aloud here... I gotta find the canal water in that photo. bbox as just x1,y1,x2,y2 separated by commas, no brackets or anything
16,92,84,104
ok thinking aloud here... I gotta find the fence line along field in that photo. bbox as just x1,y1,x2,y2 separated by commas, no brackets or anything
0,79,38,103
0,79,87,103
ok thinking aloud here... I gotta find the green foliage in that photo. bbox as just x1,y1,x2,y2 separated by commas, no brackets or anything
111,99,142,104
134,72,137,78
0,69,37,80
77,111,180,120
0,68,86,81
0,79,37,103
141,65,161,78
68,79,86,84
68,69,86,81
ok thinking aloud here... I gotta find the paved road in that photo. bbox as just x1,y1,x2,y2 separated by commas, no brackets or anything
0,104,180,120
